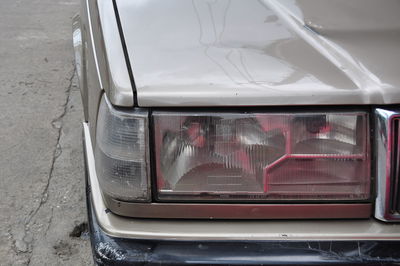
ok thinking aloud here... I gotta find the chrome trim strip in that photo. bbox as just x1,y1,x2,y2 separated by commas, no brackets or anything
72,15,83,91
72,14,88,121
84,122,400,240
375,108,400,222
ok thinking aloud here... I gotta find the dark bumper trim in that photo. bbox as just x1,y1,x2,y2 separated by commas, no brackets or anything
87,192,400,265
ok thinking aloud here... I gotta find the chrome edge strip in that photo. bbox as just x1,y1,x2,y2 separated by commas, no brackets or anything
375,108,400,222
72,14,89,121
84,122,400,240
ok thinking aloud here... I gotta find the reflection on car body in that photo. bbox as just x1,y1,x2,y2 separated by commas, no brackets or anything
73,0,400,264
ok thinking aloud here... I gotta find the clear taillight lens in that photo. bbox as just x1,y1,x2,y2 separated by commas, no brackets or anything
153,112,370,201
95,95,150,202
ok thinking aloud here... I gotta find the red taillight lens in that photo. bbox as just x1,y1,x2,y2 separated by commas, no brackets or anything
153,112,370,201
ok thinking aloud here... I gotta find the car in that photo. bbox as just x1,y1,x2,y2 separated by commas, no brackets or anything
73,0,400,265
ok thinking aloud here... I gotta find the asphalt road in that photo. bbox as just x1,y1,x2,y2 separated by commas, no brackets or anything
0,0,92,264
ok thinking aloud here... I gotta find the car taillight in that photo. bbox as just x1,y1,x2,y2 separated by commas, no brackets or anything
153,111,370,201
95,94,150,202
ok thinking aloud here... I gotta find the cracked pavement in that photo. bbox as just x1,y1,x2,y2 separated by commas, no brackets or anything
0,0,92,264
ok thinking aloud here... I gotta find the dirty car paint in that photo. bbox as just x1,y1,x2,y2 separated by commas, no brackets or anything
115,0,400,107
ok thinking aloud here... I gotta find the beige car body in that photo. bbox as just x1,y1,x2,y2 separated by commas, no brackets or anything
74,0,400,241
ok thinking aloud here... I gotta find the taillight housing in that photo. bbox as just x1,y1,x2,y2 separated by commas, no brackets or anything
375,109,400,221
95,95,151,202
153,111,370,202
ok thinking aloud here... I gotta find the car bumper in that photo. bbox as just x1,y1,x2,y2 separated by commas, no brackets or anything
83,122,400,265
88,194,400,265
